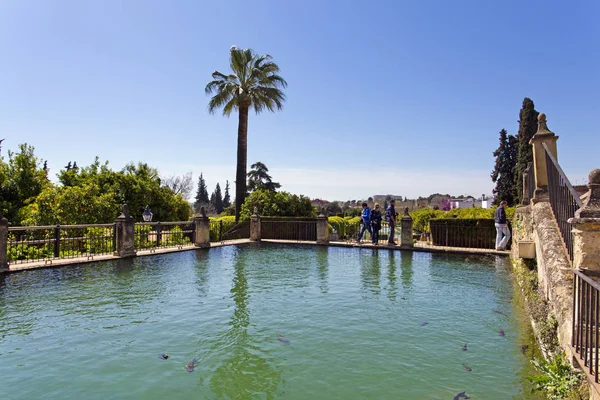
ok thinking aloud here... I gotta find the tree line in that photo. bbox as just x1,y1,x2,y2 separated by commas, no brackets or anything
0,144,190,225
193,161,283,216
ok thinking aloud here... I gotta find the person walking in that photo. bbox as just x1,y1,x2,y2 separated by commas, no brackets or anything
356,202,372,243
494,200,511,250
386,199,396,245
370,203,382,245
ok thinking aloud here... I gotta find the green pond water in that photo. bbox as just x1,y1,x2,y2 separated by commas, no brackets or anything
0,243,543,399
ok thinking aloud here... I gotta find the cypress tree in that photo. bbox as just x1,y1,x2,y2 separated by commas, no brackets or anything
211,183,224,214
194,173,210,211
514,98,539,203
491,129,518,205
223,180,231,208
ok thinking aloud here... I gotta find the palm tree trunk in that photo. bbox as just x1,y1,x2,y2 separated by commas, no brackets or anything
235,105,249,222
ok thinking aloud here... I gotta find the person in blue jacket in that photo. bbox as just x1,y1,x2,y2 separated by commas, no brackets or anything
356,202,372,243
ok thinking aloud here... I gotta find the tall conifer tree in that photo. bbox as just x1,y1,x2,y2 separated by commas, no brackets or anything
211,183,224,214
194,173,210,211
514,98,539,203
223,180,231,208
491,129,518,205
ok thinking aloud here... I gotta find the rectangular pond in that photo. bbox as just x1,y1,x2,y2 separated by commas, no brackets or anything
0,243,541,399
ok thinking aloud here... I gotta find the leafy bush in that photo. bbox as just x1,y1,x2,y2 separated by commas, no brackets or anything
7,243,53,262
85,226,114,254
529,352,586,400
163,226,190,246
240,189,316,220
135,225,155,249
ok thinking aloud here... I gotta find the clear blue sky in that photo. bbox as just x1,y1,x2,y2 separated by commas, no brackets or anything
0,0,598,201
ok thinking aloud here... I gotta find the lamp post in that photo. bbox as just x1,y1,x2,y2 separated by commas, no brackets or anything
142,205,153,222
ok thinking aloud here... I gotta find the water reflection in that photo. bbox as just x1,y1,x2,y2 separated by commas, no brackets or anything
360,249,381,295
113,257,135,275
192,250,210,297
386,251,397,301
400,252,414,291
316,247,328,293
210,248,281,399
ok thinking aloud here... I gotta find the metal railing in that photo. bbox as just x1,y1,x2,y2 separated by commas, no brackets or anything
573,270,600,383
430,220,499,249
544,142,583,261
221,221,250,241
133,221,194,251
262,220,317,241
209,220,223,242
353,221,394,244
7,224,116,264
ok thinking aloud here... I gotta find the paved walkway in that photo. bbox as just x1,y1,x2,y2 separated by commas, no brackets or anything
6,239,509,273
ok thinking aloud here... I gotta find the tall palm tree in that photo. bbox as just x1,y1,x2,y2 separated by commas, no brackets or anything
206,46,287,222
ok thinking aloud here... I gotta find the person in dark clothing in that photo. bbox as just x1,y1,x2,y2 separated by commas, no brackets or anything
386,200,396,245
494,200,511,250
357,202,372,243
370,203,382,245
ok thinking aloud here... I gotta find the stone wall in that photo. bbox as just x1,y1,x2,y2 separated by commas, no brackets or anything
513,203,573,355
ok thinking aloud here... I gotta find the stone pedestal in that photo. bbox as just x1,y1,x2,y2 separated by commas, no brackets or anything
250,215,261,241
399,207,413,249
570,169,600,273
114,205,136,258
193,216,211,248
0,216,8,273
316,214,329,244
530,113,558,203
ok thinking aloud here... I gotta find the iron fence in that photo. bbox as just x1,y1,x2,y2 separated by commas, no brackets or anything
353,221,395,244
544,143,583,261
261,220,317,241
133,221,194,251
221,221,250,241
209,220,223,242
7,224,116,264
573,270,600,383
430,220,499,249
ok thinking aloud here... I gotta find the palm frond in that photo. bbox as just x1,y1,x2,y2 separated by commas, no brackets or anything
222,97,238,116
208,82,239,114
208,47,286,115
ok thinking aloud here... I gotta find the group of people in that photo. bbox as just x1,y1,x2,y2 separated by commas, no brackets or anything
356,199,398,245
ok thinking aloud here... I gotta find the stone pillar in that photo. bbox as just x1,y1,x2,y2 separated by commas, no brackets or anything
250,207,261,241
316,211,329,244
530,113,559,203
400,207,413,249
114,205,136,258
193,214,210,248
569,169,600,272
0,216,8,273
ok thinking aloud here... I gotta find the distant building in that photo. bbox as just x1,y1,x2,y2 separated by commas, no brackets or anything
450,194,492,209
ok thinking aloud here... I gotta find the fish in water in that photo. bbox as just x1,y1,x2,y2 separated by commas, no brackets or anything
493,309,508,317
499,329,505,336
185,359,198,372
454,391,470,400
277,334,291,345
158,353,169,360
462,364,472,372
461,343,468,351
421,321,429,327
520,344,529,354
